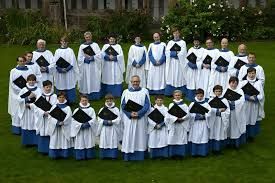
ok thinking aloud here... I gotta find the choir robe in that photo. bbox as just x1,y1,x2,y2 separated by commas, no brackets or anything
240,79,265,139
17,84,42,145
208,97,230,152
97,104,121,159
101,44,125,97
225,87,246,147
126,44,148,88
197,48,219,99
8,66,33,135
25,61,42,88
228,54,248,77
238,63,265,86
188,99,212,156
147,104,169,158
32,50,54,83
146,42,166,95
71,104,97,160
121,87,151,161
166,100,190,157
165,39,187,96
78,42,102,100
209,49,234,97
184,46,205,101
47,102,73,159
53,47,79,103
34,92,57,153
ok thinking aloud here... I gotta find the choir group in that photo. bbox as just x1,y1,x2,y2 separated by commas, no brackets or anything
8,28,265,161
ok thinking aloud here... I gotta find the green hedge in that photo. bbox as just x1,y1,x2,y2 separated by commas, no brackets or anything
160,0,275,43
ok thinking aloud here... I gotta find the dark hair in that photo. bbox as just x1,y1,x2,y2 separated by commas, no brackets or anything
24,51,33,56
247,67,256,73
205,37,213,42
42,80,52,87
80,94,89,100
105,93,114,100
57,91,66,97
195,88,204,95
248,52,256,57
27,74,36,81
229,76,239,84
17,56,26,62
171,27,180,34
155,95,164,100
213,85,223,92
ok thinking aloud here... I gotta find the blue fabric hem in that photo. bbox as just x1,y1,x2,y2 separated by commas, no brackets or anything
168,145,188,157
55,87,76,103
150,146,169,158
99,148,118,159
75,148,96,160
165,85,187,96
12,126,21,135
101,83,123,97
189,142,209,156
149,89,165,95
37,135,50,154
21,129,38,146
123,151,146,161
246,121,261,139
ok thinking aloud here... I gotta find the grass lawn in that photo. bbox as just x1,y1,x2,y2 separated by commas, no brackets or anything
0,41,274,183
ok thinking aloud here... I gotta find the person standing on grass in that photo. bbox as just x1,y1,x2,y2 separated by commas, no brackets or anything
53,36,79,104
228,44,248,77
97,94,121,159
32,39,54,83
17,74,42,146
24,51,42,88
197,37,219,101
77,31,103,100
238,52,265,86
126,34,148,88
8,56,34,135
165,28,187,96
47,91,73,159
35,80,57,154
146,32,166,95
184,36,204,101
240,67,265,141
101,34,125,97
71,95,97,160
121,75,151,161
166,90,190,158
209,38,234,97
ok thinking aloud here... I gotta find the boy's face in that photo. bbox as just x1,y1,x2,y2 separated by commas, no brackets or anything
106,99,114,107
43,85,52,93
173,31,180,39
248,54,256,64
173,92,182,100
109,37,116,44
135,37,141,44
27,79,36,86
196,93,204,101
17,57,26,66
60,40,68,47
80,97,89,106
247,71,256,80
229,81,238,89
205,39,214,49
155,98,163,106
25,53,33,62
193,40,200,47
58,95,66,103
221,39,228,48
214,89,222,97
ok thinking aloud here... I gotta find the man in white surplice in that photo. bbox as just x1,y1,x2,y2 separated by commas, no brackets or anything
121,75,151,161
